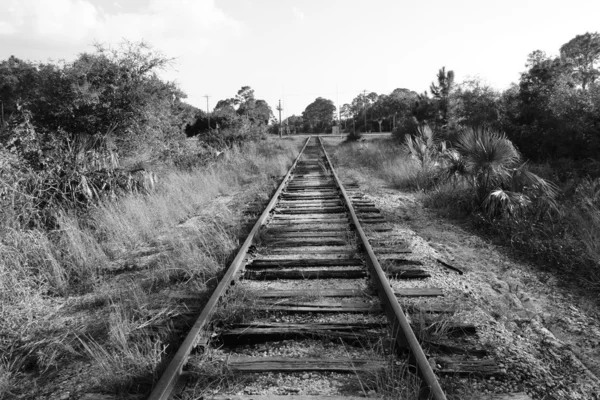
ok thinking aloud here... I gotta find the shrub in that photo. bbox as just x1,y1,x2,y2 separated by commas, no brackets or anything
402,125,442,168
444,127,559,220
1,113,155,229
345,130,362,142
392,116,419,141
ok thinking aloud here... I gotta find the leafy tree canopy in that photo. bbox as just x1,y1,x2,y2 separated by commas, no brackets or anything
302,97,336,133
560,32,600,90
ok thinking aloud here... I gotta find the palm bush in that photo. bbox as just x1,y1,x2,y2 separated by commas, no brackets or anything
402,125,441,169
449,127,559,220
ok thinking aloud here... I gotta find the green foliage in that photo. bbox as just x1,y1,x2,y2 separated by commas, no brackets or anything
0,111,156,229
234,86,272,125
392,115,420,141
341,88,418,134
0,41,195,229
445,127,558,220
345,130,362,142
402,125,442,169
186,86,273,139
282,114,304,134
302,97,336,133
560,32,600,90
0,41,185,153
454,127,520,202
498,37,600,161
429,66,455,129
452,79,501,129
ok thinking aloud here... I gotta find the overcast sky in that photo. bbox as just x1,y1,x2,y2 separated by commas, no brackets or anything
1,0,599,119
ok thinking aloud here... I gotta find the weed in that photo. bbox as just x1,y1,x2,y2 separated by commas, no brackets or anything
0,359,14,399
184,347,250,398
342,336,423,399
212,286,259,328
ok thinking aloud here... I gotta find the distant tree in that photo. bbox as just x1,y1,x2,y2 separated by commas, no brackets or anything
452,78,501,129
340,104,352,130
560,32,600,90
302,97,336,133
235,86,255,107
214,98,236,112
430,66,455,129
386,88,419,130
413,91,436,125
253,99,273,125
284,115,304,134
371,94,390,132
512,52,567,158
349,92,377,132
230,86,272,125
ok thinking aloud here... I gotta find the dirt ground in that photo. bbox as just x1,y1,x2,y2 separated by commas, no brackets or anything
332,151,600,399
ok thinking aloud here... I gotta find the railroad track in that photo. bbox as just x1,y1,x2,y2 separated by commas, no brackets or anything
148,137,518,400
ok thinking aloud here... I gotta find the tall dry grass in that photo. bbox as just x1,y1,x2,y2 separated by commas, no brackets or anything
331,139,434,190
0,137,299,394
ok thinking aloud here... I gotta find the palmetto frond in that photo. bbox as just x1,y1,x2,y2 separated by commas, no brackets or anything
456,127,521,202
402,124,440,168
483,189,531,219
440,148,467,184
417,125,437,148
510,164,561,216
457,127,520,175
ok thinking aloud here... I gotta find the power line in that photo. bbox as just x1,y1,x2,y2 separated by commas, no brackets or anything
363,89,367,133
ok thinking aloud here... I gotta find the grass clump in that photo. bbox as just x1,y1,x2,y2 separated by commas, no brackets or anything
332,136,436,191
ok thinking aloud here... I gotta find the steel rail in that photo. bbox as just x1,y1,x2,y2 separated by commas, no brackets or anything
148,137,311,400
318,137,447,400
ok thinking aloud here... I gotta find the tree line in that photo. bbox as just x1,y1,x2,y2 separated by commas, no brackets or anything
285,32,600,165
184,85,273,146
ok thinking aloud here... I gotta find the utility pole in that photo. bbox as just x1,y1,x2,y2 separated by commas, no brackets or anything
276,99,283,139
362,90,367,134
203,95,211,131
337,85,341,139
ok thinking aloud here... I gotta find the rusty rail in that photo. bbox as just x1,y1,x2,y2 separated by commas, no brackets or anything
147,138,311,400
318,136,446,400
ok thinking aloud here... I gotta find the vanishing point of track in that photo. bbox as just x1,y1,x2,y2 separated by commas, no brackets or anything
148,137,446,400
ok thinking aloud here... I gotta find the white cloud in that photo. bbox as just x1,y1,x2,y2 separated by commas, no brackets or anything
0,21,17,35
0,0,241,56
0,0,99,44
292,7,305,21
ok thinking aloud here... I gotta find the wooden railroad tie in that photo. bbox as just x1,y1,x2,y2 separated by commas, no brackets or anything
227,356,387,373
